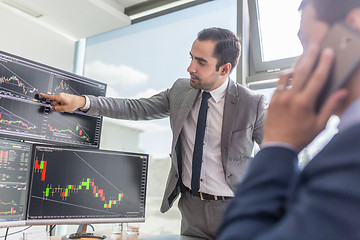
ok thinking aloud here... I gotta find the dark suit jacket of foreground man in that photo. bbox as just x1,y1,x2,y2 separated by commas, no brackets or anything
216,124,360,239
86,78,266,212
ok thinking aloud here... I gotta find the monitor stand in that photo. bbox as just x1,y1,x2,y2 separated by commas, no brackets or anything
61,224,111,240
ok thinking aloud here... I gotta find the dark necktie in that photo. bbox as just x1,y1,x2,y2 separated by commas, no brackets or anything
191,91,211,195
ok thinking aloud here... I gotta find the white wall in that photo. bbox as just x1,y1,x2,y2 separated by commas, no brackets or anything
0,4,75,72
0,4,76,240
99,118,143,152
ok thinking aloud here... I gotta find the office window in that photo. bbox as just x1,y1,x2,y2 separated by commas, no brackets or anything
82,0,237,235
248,0,302,77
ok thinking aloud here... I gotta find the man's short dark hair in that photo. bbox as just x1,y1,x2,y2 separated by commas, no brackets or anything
299,0,360,26
197,27,241,73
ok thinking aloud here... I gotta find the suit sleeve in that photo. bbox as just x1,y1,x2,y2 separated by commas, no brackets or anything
86,89,171,120
217,132,360,240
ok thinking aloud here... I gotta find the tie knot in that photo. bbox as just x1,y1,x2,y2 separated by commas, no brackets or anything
202,91,211,100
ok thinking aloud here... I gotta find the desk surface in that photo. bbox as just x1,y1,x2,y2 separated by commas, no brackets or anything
51,233,203,240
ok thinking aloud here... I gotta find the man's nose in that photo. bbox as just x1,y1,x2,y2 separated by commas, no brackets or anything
187,61,196,73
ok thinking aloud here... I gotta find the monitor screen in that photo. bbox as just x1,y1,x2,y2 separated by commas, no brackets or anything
0,50,106,148
26,145,148,225
0,138,32,228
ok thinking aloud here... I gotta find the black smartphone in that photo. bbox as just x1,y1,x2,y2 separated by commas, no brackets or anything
315,22,360,112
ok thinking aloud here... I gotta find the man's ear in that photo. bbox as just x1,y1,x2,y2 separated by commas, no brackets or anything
345,8,360,31
219,63,232,76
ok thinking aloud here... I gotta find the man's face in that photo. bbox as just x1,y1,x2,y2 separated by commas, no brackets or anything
298,2,330,50
187,39,225,91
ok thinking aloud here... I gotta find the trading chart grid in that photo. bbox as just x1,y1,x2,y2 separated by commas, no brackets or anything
0,51,106,148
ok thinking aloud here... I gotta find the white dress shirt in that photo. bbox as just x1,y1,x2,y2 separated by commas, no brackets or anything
181,79,234,197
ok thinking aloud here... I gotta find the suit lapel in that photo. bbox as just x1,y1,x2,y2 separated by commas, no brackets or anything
172,88,200,150
221,80,239,166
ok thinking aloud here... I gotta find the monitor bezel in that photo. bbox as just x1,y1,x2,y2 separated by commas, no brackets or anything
0,138,33,228
0,50,107,149
26,144,149,226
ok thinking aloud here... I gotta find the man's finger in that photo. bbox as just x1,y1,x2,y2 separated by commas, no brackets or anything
291,44,320,92
40,93,58,101
52,105,67,112
305,48,335,103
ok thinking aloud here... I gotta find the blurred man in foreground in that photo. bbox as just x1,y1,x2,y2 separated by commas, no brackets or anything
216,0,360,239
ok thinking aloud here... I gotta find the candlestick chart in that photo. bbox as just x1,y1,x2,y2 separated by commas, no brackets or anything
27,146,148,220
0,60,47,100
0,98,42,136
51,74,106,96
43,111,100,146
0,50,106,148
0,186,26,217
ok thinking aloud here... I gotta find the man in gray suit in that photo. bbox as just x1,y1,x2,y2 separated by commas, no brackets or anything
41,27,267,239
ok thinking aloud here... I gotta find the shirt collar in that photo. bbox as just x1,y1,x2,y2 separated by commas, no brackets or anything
201,78,228,103
338,97,360,132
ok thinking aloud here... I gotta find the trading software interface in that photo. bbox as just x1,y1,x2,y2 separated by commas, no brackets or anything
0,138,32,223
0,51,106,148
27,145,148,222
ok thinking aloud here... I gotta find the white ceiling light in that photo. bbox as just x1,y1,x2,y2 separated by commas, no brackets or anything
0,0,43,18
129,0,196,20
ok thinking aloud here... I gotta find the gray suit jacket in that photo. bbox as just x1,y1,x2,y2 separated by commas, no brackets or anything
87,78,267,213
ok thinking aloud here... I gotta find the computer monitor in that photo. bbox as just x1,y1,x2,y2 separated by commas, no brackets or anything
0,138,32,228
26,145,148,230
0,50,106,148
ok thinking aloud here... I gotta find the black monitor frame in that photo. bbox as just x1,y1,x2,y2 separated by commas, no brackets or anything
0,138,33,228
0,50,106,148
26,144,149,226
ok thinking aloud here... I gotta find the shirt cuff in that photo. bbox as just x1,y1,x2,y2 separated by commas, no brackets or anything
79,95,90,111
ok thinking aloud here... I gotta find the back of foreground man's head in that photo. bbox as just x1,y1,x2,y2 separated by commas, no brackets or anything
299,0,360,25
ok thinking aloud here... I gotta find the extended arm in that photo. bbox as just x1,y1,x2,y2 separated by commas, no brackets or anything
85,90,170,120
40,89,171,120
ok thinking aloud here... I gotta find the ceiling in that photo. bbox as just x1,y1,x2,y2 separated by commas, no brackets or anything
0,0,209,41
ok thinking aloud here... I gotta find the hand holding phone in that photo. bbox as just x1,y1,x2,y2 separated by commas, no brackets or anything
315,22,360,112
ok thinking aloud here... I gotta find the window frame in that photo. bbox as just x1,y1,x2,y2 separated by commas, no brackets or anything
247,0,299,80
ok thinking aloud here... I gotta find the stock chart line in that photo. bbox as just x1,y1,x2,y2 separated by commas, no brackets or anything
0,200,17,206
53,79,80,95
0,76,37,95
34,152,127,210
31,195,119,215
0,62,39,97
47,124,90,141
42,178,124,209
0,200,17,215
46,111,93,142
0,207,16,215
54,80,69,93
73,152,126,195
0,106,37,130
